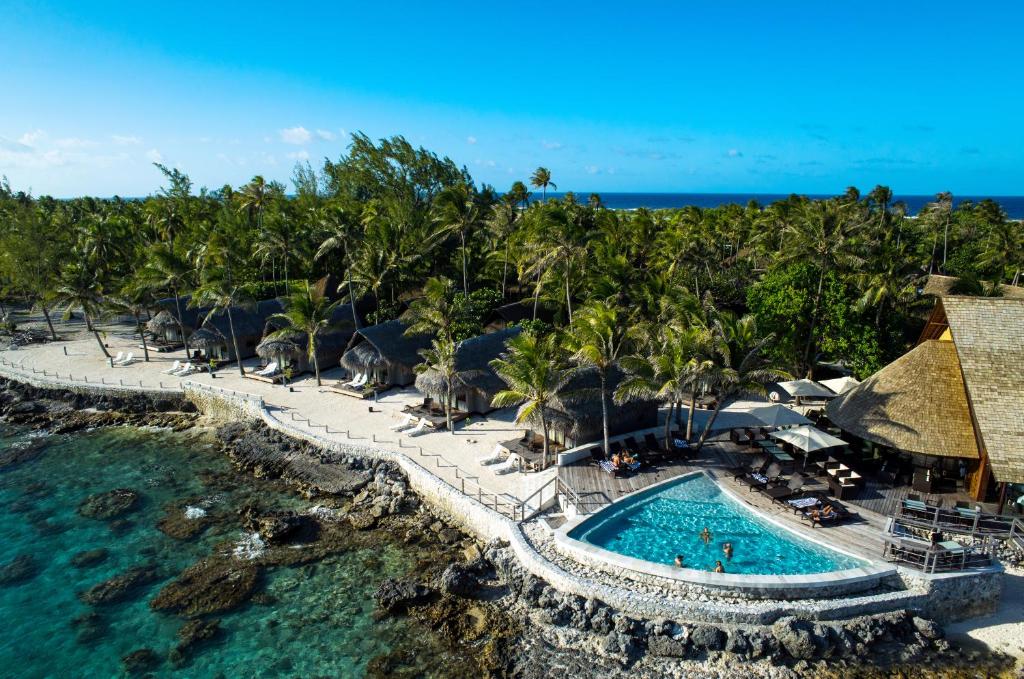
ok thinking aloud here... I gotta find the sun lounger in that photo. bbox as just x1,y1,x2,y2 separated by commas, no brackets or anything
255,361,279,377
492,453,522,475
787,496,820,511
174,362,196,377
798,498,855,527
114,352,135,366
643,433,663,452
623,436,642,453
739,462,782,491
599,460,622,476
342,372,364,388
350,373,368,388
590,446,605,463
405,418,431,437
389,413,417,431
111,351,125,365
760,475,806,504
477,445,505,466
730,454,768,479
161,360,182,374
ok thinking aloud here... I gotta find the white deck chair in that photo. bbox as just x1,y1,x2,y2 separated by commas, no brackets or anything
117,352,135,366
171,362,192,376
389,413,417,431
256,361,278,377
111,351,125,365
352,373,368,388
492,453,522,475
161,360,181,374
341,372,362,387
405,418,431,437
477,444,505,466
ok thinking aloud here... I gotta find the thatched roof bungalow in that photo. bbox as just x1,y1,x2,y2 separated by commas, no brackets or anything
414,327,521,414
255,306,355,375
146,296,207,344
827,295,1024,503
189,299,284,363
539,365,659,449
340,320,433,387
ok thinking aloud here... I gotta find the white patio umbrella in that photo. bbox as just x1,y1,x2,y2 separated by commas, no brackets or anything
777,379,836,400
819,376,861,395
748,405,812,428
770,425,847,452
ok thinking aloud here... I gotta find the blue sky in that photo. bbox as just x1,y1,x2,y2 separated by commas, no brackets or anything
2,1,1023,197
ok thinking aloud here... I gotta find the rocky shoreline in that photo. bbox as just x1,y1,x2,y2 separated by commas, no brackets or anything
0,375,1017,677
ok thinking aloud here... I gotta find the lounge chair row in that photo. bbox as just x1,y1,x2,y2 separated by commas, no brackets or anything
160,360,197,377
388,413,433,437
732,456,857,527
477,446,523,474
109,351,137,367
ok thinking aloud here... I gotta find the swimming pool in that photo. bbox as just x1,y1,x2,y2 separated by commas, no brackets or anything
566,473,867,576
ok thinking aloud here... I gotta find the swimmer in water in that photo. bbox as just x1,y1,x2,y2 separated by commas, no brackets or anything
699,527,712,545
674,554,684,567
713,560,725,573
723,542,733,561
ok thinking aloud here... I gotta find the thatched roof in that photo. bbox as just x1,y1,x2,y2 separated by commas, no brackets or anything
942,297,1024,483
340,320,432,372
415,327,522,397
546,365,657,439
825,340,980,459
256,306,356,361
922,274,1024,300
256,331,304,360
146,296,206,333
188,327,225,350
192,299,285,348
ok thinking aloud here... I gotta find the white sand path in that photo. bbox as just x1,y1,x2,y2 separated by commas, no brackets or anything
945,566,1024,667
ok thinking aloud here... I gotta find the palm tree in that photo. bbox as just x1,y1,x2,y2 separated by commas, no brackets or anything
402,276,459,340
568,301,631,457
779,199,863,376
313,203,362,328
530,167,556,201
414,337,461,433
507,180,531,208
53,261,110,359
692,315,791,452
490,332,574,469
486,198,520,299
191,266,253,378
855,241,922,327
267,284,343,386
138,244,195,358
106,280,156,362
433,184,485,297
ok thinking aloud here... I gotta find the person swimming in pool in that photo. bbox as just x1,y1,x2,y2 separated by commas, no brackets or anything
713,560,725,573
674,554,684,567
699,527,712,545
723,542,733,561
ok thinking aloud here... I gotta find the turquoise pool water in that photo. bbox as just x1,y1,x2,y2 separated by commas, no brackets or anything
569,473,866,575
0,423,477,677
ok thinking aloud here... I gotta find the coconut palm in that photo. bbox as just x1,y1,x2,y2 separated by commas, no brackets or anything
402,276,459,340
568,300,632,457
490,332,574,469
138,244,195,358
191,262,254,378
432,184,485,297
486,198,520,299
313,203,362,328
529,167,556,201
53,261,110,359
267,283,343,386
414,337,461,433
106,279,156,362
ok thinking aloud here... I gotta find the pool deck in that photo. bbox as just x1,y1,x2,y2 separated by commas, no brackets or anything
559,441,889,563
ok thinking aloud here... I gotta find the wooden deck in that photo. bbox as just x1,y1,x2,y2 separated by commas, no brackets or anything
558,441,890,560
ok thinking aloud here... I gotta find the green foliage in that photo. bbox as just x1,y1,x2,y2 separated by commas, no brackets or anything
451,288,502,341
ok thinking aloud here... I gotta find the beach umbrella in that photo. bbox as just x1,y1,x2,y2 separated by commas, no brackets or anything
770,425,847,453
777,379,836,400
748,405,812,428
819,376,861,395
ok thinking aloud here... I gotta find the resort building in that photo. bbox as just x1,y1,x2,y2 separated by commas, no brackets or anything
339,319,433,388
146,296,207,347
414,327,521,415
826,293,1024,505
187,299,284,365
254,306,355,377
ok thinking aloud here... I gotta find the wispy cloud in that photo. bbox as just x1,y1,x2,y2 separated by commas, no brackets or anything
112,134,142,146
279,126,312,145
727,148,743,158
315,129,335,141
467,135,477,145
541,140,563,150
286,149,310,161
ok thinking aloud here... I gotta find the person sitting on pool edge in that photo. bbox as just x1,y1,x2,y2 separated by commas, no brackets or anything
713,560,725,573
699,527,712,545
674,554,684,567
722,542,733,561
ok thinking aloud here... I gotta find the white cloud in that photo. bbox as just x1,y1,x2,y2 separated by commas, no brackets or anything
18,129,47,147
286,149,310,161
542,140,563,150
145,148,163,163
467,136,477,145
315,129,335,141
54,137,97,149
112,134,142,146
585,165,600,175
279,126,312,145
727,148,743,158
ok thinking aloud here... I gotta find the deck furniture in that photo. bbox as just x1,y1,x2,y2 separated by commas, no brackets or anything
405,418,431,437
643,433,663,452
739,462,783,491
623,436,642,453
730,454,769,479
477,445,505,466
161,360,182,374
389,413,417,431
492,453,523,475
760,475,807,504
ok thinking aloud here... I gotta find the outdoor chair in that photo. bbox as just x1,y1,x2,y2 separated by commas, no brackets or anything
111,351,125,365
492,453,522,475
730,454,768,479
405,418,431,437
609,441,624,457
739,462,782,491
589,446,604,463
161,360,181,374
477,445,505,466
797,497,855,527
643,433,663,452
114,352,135,366
761,475,807,505
623,436,642,453
171,362,193,376
389,413,417,431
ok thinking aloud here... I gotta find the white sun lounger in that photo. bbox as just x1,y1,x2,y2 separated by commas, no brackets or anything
346,373,368,388
341,372,361,387
110,351,125,365
161,360,181,374
117,352,135,366
492,453,522,475
171,362,193,376
256,361,278,377
477,445,505,466
389,413,417,431
405,418,431,437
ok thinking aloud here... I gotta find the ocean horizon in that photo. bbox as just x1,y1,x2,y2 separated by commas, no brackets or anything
527,192,1024,218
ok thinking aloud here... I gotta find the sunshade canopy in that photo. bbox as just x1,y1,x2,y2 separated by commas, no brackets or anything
819,376,861,395
748,405,812,428
770,425,847,452
778,379,837,399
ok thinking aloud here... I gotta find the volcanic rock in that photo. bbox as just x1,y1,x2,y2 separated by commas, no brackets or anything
79,563,160,605
0,554,38,586
374,578,434,614
77,488,140,520
150,558,261,617
70,548,109,568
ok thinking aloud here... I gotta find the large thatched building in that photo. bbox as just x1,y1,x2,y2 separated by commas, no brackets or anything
255,306,356,376
414,327,521,415
538,365,659,450
339,320,433,388
827,289,1024,503
189,299,284,364
146,296,207,345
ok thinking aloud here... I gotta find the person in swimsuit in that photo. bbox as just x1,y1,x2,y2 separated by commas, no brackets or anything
699,527,712,545
713,560,725,573
674,554,684,567
723,542,733,561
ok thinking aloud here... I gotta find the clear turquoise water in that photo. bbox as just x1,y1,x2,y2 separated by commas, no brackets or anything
0,424,470,677
569,473,866,575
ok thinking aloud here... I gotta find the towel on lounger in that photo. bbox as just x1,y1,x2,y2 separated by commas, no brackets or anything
751,473,768,484
788,497,819,509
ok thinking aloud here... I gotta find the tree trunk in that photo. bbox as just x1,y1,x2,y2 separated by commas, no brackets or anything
693,397,727,453
87,313,111,359
599,373,609,458
346,265,360,329
173,289,191,358
564,259,573,324
540,414,550,470
446,384,454,434
461,230,469,297
663,401,674,449
135,313,150,362
801,268,826,378
532,272,542,320
685,390,697,441
226,307,245,376
41,306,57,341
501,240,510,300
311,334,321,386
942,215,950,271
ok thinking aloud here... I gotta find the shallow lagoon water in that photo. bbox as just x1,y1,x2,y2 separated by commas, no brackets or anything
0,424,465,677
570,473,866,575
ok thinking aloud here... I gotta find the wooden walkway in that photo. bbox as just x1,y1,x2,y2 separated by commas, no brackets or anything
558,441,889,560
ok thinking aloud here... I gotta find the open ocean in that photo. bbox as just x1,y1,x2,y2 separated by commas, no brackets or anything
536,192,1024,218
